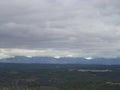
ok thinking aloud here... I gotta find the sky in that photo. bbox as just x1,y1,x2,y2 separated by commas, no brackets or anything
0,0,120,58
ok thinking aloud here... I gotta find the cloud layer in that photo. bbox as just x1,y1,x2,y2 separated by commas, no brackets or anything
0,0,120,57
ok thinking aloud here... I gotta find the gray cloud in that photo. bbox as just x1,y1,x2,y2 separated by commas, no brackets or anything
0,0,120,57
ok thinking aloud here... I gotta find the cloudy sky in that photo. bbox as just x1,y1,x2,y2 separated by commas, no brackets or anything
0,0,120,58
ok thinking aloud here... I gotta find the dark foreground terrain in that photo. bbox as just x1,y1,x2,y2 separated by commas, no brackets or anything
0,63,120,90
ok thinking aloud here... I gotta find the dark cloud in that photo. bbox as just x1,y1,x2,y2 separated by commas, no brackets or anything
0,0,120,57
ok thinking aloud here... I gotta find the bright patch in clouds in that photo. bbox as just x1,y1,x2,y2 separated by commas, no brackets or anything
0,53,14,59
54,56,61,59
0,48,76,59
67,55,73,57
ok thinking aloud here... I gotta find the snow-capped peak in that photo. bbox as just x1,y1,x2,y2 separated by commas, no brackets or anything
84,57,93,60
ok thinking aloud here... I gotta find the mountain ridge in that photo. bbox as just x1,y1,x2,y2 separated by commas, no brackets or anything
0,56,120,65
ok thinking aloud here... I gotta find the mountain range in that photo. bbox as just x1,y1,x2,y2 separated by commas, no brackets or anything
0,56,120,65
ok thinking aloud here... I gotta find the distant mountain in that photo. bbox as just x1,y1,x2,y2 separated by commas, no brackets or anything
0,56,120,65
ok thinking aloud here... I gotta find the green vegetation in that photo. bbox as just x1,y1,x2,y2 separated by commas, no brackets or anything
0,63,120,90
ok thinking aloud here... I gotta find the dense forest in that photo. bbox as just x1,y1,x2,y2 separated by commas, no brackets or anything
0,63,120,90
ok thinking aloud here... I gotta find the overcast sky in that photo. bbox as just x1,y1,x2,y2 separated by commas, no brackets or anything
0,0,120,58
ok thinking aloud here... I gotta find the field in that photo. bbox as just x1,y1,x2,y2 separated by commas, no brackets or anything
0,63,120,90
